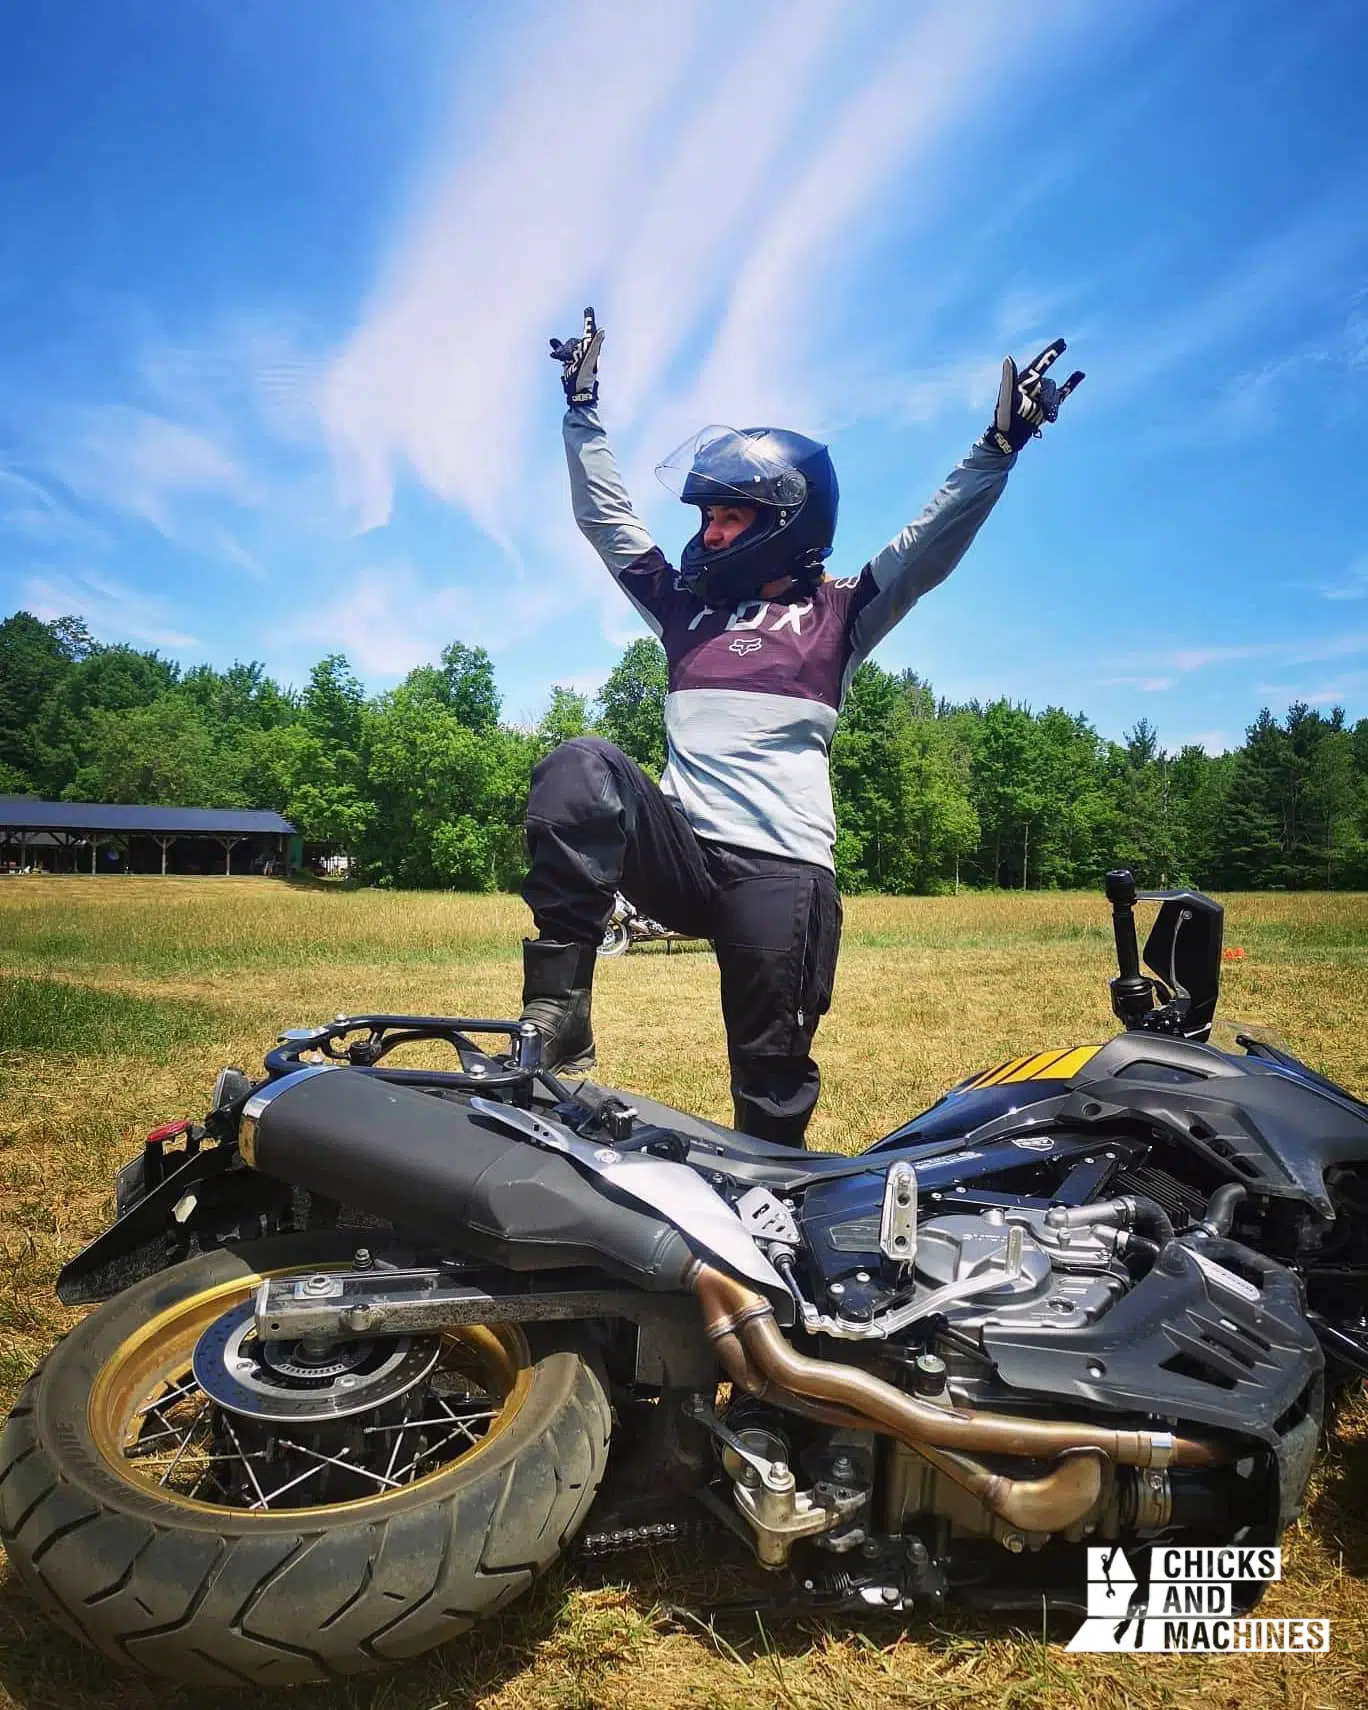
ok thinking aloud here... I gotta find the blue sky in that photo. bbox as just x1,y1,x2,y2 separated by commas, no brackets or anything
2,0,1366,753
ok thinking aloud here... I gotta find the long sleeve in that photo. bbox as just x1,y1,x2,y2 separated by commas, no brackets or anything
563,405,676,636
845,440,1015,671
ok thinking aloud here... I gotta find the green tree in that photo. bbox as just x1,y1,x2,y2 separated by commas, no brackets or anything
237,724,374,852
0,611,89,785
32,643,180,796
830,663,906,890
538,686,594,751
969,701,1042,887
181,660,295,733
65,699,223,806
302,654,365,751
597,639,668,775
440,642,501,733
358,671,535,890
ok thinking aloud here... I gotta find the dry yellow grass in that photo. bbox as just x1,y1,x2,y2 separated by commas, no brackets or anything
1,876,1365,1709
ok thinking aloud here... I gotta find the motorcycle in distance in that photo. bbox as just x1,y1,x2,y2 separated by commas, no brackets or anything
0,872,1356,1685
599,891,696,957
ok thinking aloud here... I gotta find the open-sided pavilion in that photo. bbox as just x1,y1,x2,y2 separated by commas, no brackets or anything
0,798,297,877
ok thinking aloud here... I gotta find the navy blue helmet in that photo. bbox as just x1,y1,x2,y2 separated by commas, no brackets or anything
656,425,839,606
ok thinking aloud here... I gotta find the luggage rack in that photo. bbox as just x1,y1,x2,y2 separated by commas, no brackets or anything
264,1013,559,1103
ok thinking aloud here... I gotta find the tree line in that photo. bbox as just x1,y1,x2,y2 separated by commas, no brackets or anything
3,607,1366,894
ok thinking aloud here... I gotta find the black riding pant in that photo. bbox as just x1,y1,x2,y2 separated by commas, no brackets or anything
522,738,842,1147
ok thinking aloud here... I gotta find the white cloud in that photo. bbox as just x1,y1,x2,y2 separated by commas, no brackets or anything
1255,671,1368,708
292,562,569,678
22,568,202,652
44,405,253,536
1319,553,1368,601
322,0,1096,549
1180,729,1232,754
0,466,111,551
1099,674,1175,692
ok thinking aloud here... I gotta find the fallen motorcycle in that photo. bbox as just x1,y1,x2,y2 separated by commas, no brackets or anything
0,874,1355,1683
599,890,695,957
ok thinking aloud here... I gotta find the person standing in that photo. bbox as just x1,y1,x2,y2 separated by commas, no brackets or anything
520,311,1081,1145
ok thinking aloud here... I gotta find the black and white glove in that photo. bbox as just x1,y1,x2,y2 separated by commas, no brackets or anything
983,338,1084,455
549,307,605,408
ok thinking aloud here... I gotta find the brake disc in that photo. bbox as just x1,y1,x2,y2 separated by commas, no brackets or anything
192,1298,440,1423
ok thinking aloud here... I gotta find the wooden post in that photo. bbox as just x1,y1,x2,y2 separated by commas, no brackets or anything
216,835,244,876
1021,821,1029,891
90,836,98,876
155,835,174,876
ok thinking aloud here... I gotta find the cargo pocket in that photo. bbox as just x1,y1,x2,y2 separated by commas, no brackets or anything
711,864,808,1059
798,870,843,1033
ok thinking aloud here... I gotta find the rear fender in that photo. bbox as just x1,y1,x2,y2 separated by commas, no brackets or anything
57,1146,292,1305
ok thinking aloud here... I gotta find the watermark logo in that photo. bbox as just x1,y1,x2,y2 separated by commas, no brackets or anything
1068,1547,1330,1653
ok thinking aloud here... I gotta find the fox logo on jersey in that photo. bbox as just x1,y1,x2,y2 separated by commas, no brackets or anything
728,636,763,656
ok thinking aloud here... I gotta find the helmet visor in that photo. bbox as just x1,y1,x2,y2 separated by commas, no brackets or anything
655,425,808,511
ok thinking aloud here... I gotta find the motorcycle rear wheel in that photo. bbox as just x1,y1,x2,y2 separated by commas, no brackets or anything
598,920,631,957
0,1234,611,1686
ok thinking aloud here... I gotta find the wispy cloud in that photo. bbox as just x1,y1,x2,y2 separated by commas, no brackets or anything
1176,729,1233,755
1093,187,1368,407
292,562,570,677
1099,674,1175,693
0,466,111,551
42,404,253,536
1118,628,1368,684
1318,553,1368,601
22,568,202,652
321,0,1098,553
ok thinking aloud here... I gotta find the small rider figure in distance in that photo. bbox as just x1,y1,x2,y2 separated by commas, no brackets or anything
520,309,1082,1147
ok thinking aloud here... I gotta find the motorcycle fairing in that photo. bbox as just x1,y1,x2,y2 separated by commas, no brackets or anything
983,1236,1321,1443
468,1096,789,1299
875,1028,1368,1217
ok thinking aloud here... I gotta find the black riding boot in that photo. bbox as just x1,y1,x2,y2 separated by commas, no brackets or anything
520,939,597,1074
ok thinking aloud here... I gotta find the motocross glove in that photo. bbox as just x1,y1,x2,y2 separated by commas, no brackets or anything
549,307,605,408
983,338,1084,455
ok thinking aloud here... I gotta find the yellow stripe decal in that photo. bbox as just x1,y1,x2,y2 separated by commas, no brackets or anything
1030,1045,1102,1080
974,1055,1032,1089
1000,1049,1072,1083
961,1044,1103,1093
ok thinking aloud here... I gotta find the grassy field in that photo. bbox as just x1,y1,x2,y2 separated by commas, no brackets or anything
0,876,1364,1710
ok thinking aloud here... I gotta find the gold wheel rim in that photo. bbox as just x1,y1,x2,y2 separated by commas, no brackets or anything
88,1264,533,1516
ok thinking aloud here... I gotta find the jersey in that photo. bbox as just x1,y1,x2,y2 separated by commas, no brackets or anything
564,406,1014,870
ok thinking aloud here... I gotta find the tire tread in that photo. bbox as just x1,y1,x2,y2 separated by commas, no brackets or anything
0,1242,612,1685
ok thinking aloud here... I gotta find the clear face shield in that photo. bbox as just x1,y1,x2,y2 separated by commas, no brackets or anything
655,426,808,512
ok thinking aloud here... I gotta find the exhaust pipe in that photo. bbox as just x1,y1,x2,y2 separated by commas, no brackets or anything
911,1442,1104,1533
693,1265,1225,1485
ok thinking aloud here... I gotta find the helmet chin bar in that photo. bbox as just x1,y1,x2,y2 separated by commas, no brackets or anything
678,514,824,606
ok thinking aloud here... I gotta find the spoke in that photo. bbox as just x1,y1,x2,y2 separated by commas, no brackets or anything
133,1451,267,1468
276,1438,406,1491
248,1457,330,1509
382,1401,415,1484
221,1414,272,1510
436,1395,494,1448
391,1423,471,1483
127,1420,197,1451
363,1410,497,1434
136,1376,199,1417
157,1398,211,1487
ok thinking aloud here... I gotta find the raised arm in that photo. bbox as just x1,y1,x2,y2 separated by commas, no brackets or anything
847,338,1083,668
551,309,675,636
847,440,1012,665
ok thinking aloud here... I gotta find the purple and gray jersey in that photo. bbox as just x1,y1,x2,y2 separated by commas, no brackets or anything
565,405,1014,871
